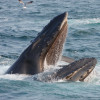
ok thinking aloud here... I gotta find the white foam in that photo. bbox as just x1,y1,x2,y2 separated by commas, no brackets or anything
84,69,98,82
0,64,11,75
0,60,100,84
84,64,100,85
23,6,27,9
69,18,100,26
44,59,68,70
57,60,69,65
0,74,30,80
0,63,31,81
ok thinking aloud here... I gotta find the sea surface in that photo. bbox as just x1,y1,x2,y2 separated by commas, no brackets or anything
0,0,100,100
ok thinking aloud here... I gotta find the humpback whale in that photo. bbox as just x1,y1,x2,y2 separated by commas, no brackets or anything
5,12,97,81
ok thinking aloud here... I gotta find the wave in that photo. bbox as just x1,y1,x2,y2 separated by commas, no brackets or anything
0,17,8,22
69,18,100,26
0,33,35,41
0,74,30,81
0,60,100,84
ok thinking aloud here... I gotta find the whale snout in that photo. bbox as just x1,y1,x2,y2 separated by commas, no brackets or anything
55,58,97,81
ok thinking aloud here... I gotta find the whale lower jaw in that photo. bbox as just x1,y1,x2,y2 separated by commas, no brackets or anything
33,58,97,82
56,57,97,81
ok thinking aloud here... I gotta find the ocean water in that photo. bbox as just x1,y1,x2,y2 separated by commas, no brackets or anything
0,0,100,100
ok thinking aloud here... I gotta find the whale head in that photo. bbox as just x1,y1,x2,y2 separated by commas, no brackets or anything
6,12,68,75
55,58,97,81
33,12,68,67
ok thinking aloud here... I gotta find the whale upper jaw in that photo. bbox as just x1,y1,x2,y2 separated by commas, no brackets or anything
33,12,68,68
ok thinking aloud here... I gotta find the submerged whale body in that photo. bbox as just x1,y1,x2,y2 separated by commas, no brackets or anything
5,12,97,81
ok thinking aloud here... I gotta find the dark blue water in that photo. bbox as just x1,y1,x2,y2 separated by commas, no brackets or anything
0,0,100,100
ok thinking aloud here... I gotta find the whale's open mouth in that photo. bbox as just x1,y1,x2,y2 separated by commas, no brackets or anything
39,12,68,68
5,12,97,82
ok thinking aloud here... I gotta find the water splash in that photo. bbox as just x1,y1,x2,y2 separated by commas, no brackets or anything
0,74,30,80
84,64,100,85
69,18,100,26
0,58,100,84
